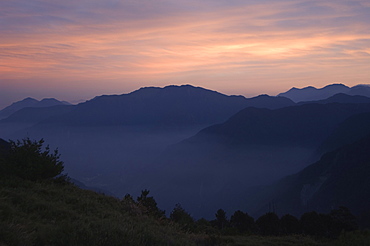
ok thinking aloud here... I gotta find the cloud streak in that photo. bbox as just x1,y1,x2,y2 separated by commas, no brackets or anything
0,0,369,106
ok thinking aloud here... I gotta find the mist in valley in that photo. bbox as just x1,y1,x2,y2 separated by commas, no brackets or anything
1,84,370,220
0,120,319,219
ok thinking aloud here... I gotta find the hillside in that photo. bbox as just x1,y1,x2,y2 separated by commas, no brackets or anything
253,133,370,225
0,105,75,124
189,103,370,147
0,137,362,246
2,84,370,223
149,103,370,218
318,111,370,155
0,177,209,246
0,85,295,209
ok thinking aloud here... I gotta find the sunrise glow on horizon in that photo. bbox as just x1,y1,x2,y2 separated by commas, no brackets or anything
1,0,369,108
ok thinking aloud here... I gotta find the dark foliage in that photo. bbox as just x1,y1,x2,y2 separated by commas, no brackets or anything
256,212,280,236
280,214,301,235
214,209,229,230
0,138,65,181
230,210,255,234
170,203,195,231
329,206,358,238
300,211,332,237
137,189,165,218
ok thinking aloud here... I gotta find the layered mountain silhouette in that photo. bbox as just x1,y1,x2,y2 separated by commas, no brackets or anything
1,83,370,220
278,84,370,102
151,102,370,218
0,97,70,120
0,85,296,206
178,102,370,148
299,93,370,105
0,85,295,128
0,105,74,124
35,85,294,127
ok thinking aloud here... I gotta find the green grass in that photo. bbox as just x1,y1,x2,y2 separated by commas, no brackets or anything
1,177,369,246
0,177,207,246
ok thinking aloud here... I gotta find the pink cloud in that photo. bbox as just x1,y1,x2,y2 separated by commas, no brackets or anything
0,0,369,107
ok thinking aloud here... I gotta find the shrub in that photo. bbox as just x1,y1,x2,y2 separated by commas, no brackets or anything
1,138,64,181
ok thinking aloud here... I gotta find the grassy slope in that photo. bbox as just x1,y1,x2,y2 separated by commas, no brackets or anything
0,178,208,246
1,177,367,246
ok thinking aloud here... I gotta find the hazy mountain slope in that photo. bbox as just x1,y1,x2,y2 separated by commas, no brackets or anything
242,94,294,109
0,105,75,124
185,103,370,147
0,85,295,208
298,93,370,105
278,84,370,102
254,133,370,220
149,103,370,218
317,111,370,155
0,97,69,120
0,98,38,117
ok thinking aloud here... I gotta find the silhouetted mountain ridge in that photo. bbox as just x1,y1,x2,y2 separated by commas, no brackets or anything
150,102,370,218
0,97,70,120
299,93,370,105
278,84,370,102
0,105,75,123
187,102,370,147
37,84,294,127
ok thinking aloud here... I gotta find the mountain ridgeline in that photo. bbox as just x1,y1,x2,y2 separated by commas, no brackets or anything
0,97,70,120
1,85,294,127
1,83,370,221
278,84,370,102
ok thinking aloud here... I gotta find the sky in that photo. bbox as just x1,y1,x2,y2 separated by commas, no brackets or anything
1,0,369,108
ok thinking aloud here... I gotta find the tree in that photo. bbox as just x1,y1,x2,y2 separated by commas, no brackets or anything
280,214,301,235
329,206,358,238
300,211,330,237
2,138,64,181
170,204,194,231
214,209,228,230
230,210,255,234
137,189,165,218
256,212,280,236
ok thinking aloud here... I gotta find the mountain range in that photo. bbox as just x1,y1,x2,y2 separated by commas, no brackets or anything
1,85,294,127
0,97,70,120
1,83,370,220
148,102,370,218
278,84,370,102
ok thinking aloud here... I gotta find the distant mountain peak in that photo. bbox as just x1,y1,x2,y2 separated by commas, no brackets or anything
0,97,69,120
255,94,269,97
278,83,370,103
40,98,59,102
353,84,370,88
23,97,38,101
321,83,349,89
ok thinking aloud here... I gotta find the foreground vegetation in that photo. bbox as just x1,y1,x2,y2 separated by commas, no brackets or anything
0,177,213,245
0,138,369,245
